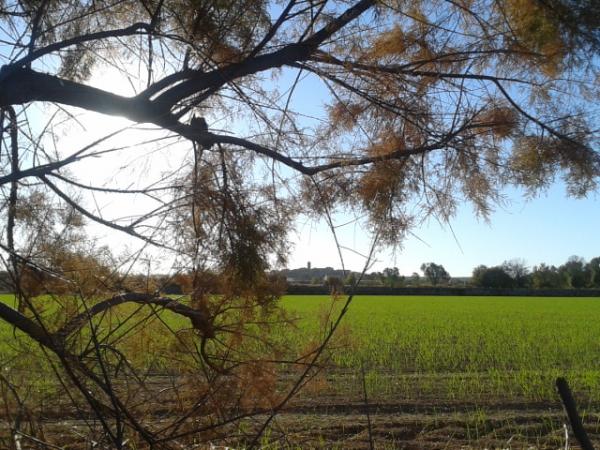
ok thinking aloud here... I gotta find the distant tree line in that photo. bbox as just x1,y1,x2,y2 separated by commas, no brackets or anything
472,257,600,289
0,255,596,295
277,255,600,291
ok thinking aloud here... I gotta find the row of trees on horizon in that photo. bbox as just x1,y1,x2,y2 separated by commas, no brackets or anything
1,254,598,297
472,256,600,290
280,256,600,290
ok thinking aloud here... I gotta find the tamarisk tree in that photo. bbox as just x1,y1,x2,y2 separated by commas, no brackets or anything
0,0,598,448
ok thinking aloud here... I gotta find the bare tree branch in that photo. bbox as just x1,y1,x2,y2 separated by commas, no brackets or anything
57,292,213,338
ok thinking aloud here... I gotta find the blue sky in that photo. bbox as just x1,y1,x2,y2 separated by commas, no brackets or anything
271,64,600,277
288,183,600,277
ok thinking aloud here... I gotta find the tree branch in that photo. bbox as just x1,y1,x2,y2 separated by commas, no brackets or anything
310,53,540,86
57,293,214,338
0,302,56,349
247,0,297,58
0,65,447,180
0,67,158,121
556,377,595,450
0,3,375,141
4,106,19,284
206,132,450,175
149,0,374,108
13,23,152,71
0,127,127,187
493,79,590,150
39,175,167,248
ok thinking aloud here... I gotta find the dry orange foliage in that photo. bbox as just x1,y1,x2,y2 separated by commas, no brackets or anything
504,0,566,75
328,101,365,131
474,105,520,139
370,26,407,58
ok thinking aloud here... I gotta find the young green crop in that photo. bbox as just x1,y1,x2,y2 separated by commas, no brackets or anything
281,295,600,401
3,293,599,448
3,294,600,402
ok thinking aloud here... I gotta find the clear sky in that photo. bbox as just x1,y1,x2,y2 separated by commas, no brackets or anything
288,184,600,277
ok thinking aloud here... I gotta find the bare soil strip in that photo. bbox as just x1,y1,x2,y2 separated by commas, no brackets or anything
272,397,593,449
2,374,600,449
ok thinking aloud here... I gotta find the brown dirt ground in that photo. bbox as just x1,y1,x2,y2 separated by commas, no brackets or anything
2,373,600,449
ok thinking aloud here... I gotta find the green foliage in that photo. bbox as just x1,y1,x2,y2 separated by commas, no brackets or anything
530,263,568,288
502,259,530,288
380,267,403,287
472,265,515,288
473,256,600,290
344,272,356,286
559,255,592,288
420,262,450,286
324,275,344,294
589,257,600,288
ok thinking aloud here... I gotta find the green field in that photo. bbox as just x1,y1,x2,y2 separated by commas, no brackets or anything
279,295,600,402
3,294,600,447
3,294,600,401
